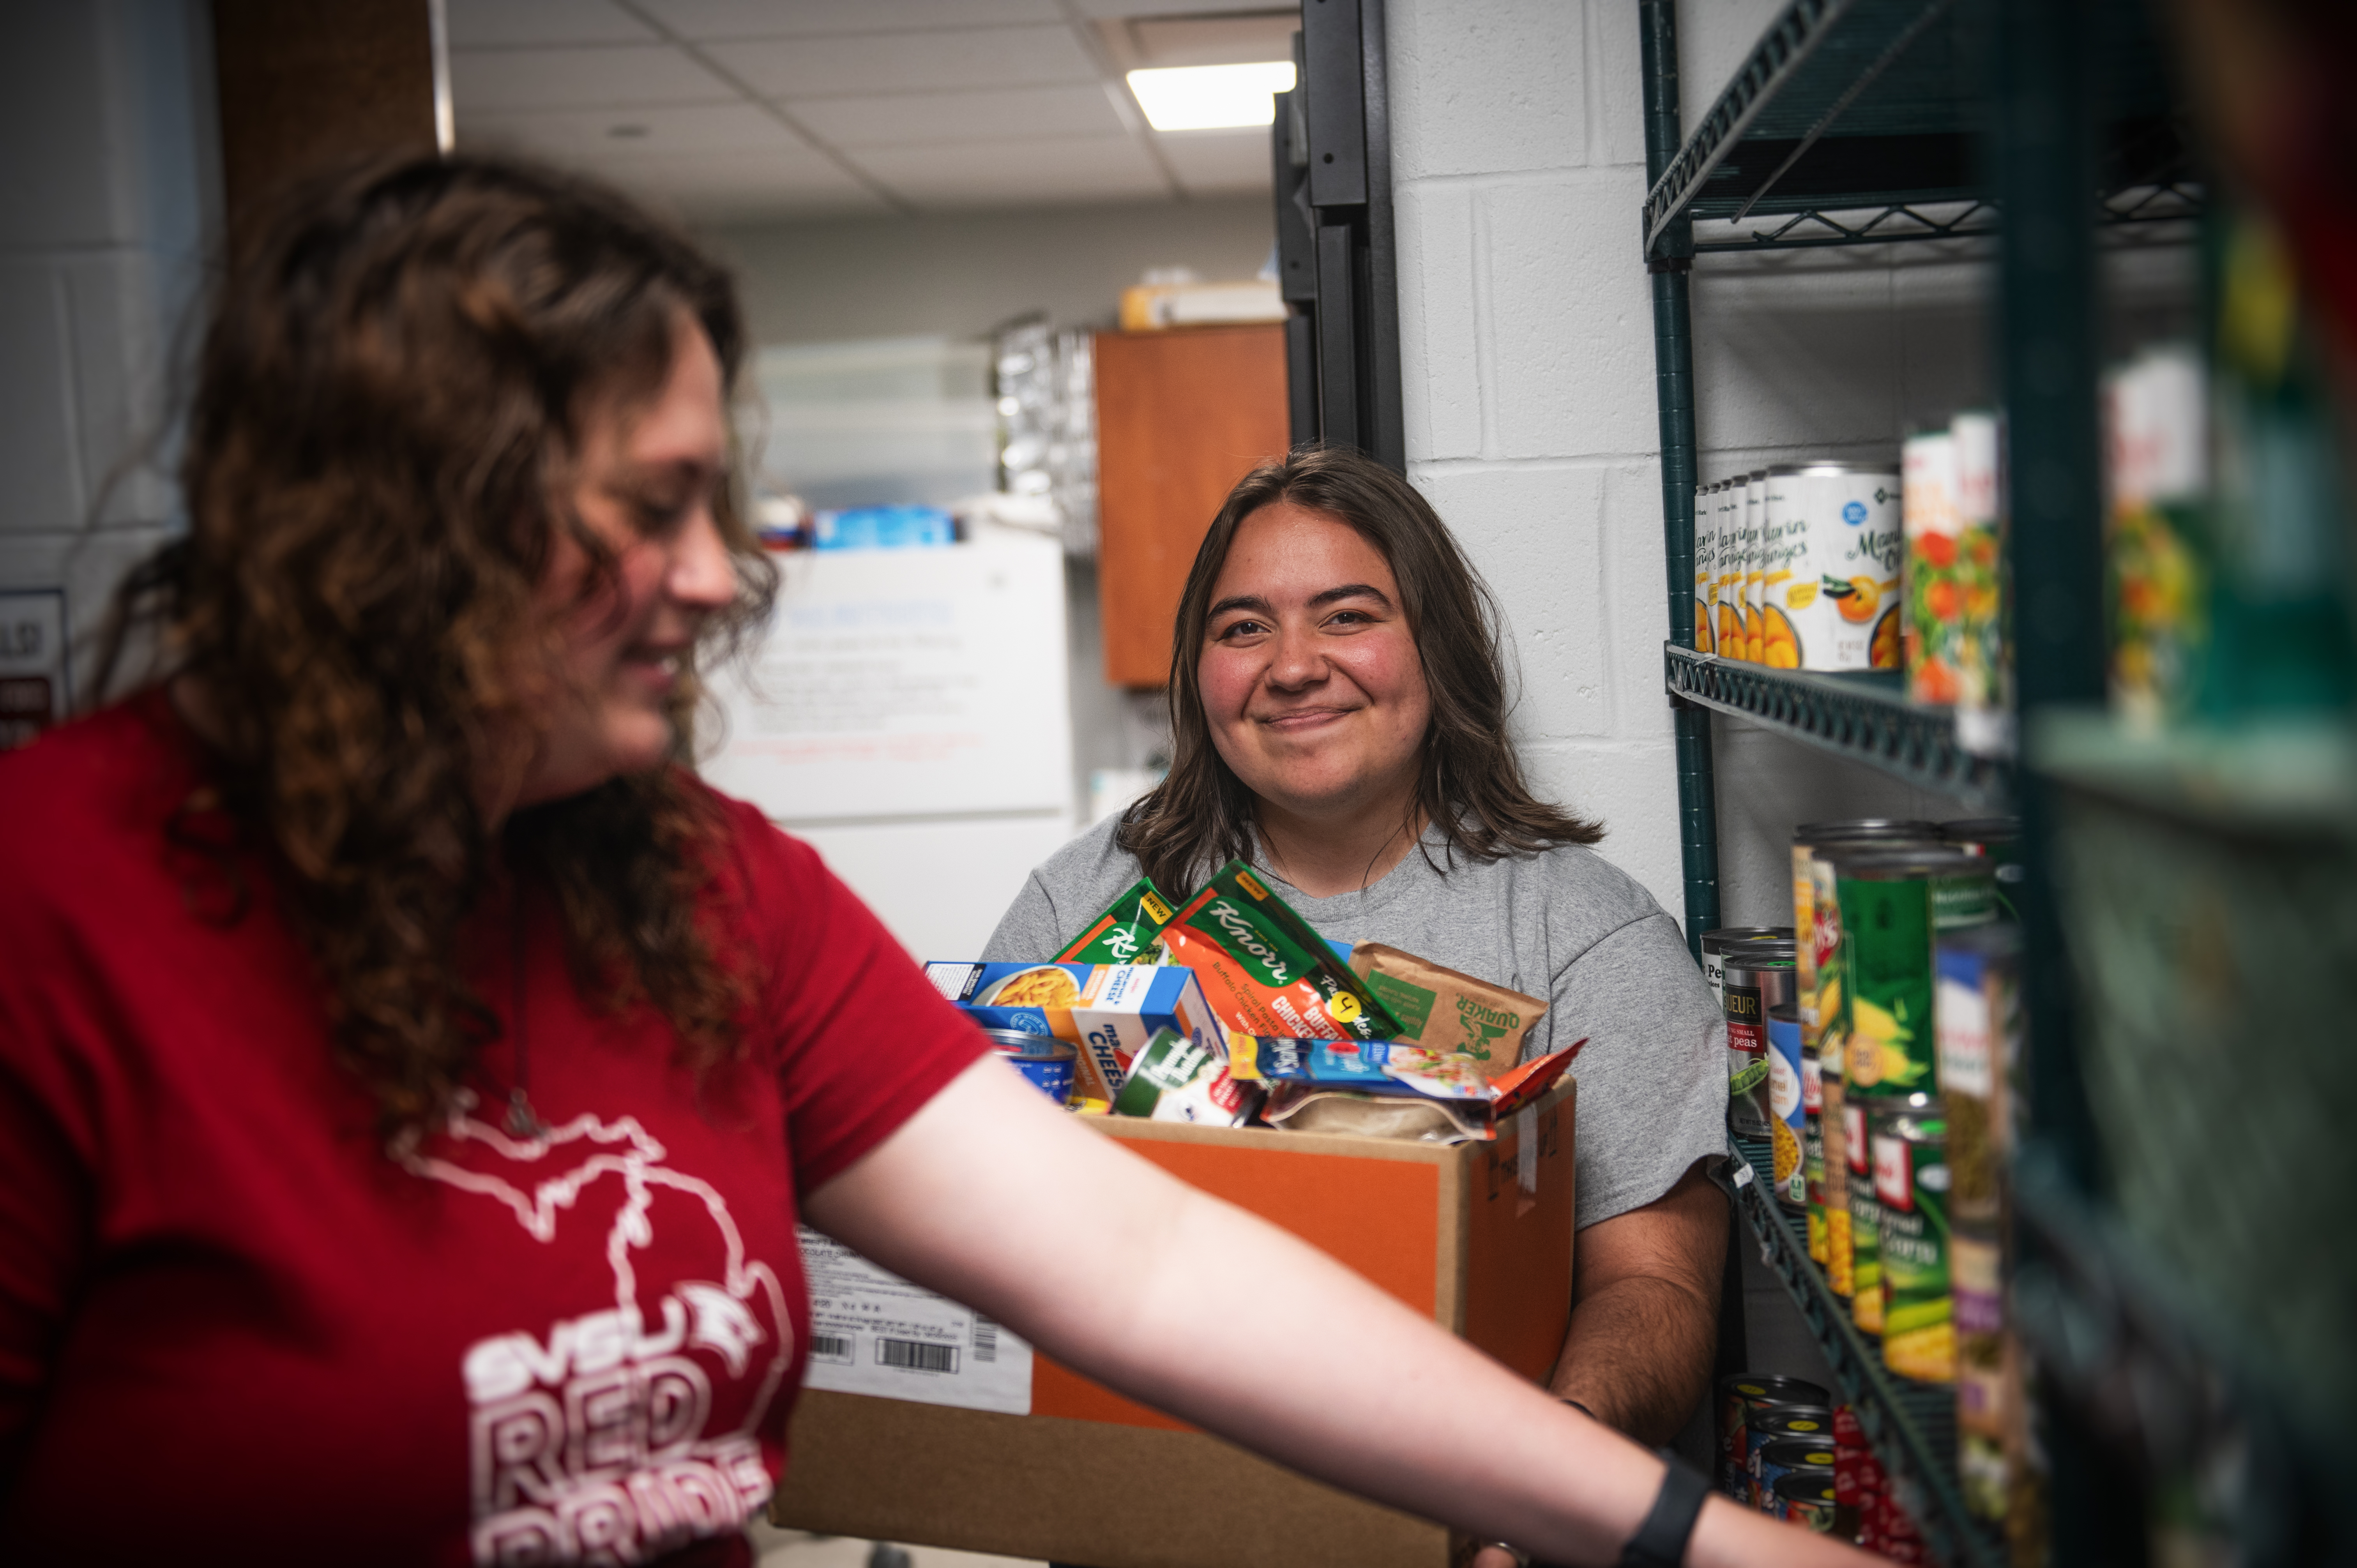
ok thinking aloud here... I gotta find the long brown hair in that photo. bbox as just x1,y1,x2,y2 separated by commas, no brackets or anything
98,153,778,1135
1118,446,1601,898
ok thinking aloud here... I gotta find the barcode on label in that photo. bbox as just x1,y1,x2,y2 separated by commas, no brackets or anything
810,1333,853,1363
877,1337,959,1374
973,1317,999,1364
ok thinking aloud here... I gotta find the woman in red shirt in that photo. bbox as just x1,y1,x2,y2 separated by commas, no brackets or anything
0,154,1859,1568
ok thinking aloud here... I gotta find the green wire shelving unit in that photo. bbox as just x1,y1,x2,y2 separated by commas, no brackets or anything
1626,1,2326,1563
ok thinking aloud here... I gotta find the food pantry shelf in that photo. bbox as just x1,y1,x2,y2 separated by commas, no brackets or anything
1728,1135,2004,1568
1664,645,2010,809
1640,0,2198,259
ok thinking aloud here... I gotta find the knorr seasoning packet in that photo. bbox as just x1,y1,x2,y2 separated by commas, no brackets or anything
1056,876,1175,965
1160,860,1402,1044
1346,942,1547,1077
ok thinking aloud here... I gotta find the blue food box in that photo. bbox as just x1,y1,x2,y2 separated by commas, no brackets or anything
923,961,1224,1105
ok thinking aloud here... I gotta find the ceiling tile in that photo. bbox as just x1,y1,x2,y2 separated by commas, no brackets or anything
850,136,1168,209
635,0,1060,39
447,0,655,48
789,84,1125,148
450,45,737,114
457,102,817,164
718,25,1098,99
1073,0,1294,17
1117,13,1298,68
596,153,890,221
1156,127,1274,197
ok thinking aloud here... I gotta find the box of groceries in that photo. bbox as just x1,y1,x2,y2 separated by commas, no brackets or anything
924,959,1224,1105
786,866,1585,1568
771,1078,1577,1568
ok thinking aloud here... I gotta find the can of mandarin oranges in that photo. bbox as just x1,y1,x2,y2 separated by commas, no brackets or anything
1763,463,1901,671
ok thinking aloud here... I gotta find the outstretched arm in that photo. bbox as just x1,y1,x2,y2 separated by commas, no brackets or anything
802,1058,1863,1568
1552,1157,1728,1442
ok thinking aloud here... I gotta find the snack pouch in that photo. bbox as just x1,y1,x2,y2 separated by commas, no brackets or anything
1229,1037,1491,1100
1159,861,1402,1044
1346,942,1548,1075
1110,1027,1257,1127
1232,1037,1583,1133
1056,877,1175,966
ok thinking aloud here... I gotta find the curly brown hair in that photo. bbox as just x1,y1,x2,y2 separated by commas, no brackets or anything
97,153,779,1136
1118,445,1601,898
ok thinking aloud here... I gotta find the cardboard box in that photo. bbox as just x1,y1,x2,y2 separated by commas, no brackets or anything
926,961,1224,1105
772,1081,1576,1568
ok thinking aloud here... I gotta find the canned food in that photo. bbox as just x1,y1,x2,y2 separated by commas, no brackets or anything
1693,480,1717,655
1880,1490,1928,1563
1763,463,1903,670
982,1029,1078,1104
1872,1094,1952,1383
1801,1039,1827,1261
1723,951,1797,1141
1953,1218,2009,1522
1767,1002,1806,1210
1746,1406,1831,1502
1716,482,1746,659
1776,1470,1840,1532
1754,1437,1836,1514
1831,1403,1866,1511
1699,925,1793,1010
1941,815,2025,920
1902,430,1961,702
1936,922,2021,1228
1949,411,2010,754
1798,821,1942,1288
1846,1094,1883,1332
1831,847,1997,1100
1716,1375,1827,1499
1743,471,1769,662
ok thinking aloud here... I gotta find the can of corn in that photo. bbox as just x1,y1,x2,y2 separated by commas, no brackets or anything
1768,1002,1807,1210
1872,1093,1952,1383
1832,848,1997,1102
1793,821,1941,1278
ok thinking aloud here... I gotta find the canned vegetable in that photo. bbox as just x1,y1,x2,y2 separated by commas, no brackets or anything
1723,952,1797,1140
1872,1093,1952,1383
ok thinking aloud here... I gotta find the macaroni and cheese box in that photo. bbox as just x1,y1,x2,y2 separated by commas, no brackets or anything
925,961,1224,1105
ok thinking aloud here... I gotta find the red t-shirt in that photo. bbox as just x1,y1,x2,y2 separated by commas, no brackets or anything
0,694,989,1565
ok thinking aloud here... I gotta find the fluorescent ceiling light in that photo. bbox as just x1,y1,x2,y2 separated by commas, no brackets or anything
1126,61,1297,132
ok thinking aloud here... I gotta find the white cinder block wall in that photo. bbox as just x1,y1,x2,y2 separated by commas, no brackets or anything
1389,0,1993,928
0,1,219,703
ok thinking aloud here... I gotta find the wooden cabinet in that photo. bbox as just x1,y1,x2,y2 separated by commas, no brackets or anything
1093,324,1290,689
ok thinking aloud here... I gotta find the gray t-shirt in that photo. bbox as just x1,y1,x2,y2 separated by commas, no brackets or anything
983,818,1728,1229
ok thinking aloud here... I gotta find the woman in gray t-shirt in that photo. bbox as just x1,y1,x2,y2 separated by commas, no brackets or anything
986,446,1728,1463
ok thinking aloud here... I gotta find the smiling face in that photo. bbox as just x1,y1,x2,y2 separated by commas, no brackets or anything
1196,501,1431,824
512,315,738,808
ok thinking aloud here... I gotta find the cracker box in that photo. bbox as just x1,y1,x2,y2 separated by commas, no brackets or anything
926,961,1224,1105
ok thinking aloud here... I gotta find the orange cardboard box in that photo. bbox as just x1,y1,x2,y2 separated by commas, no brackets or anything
772,1081,1576,1568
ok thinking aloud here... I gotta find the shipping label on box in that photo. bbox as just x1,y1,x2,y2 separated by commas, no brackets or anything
799,1227,1032,1416
925,961,1224,1104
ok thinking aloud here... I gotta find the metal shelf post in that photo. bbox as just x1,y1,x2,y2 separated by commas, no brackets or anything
1643,0,1721,954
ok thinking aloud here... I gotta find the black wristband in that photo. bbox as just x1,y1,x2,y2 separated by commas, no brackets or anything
1616,1450,1709,1568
